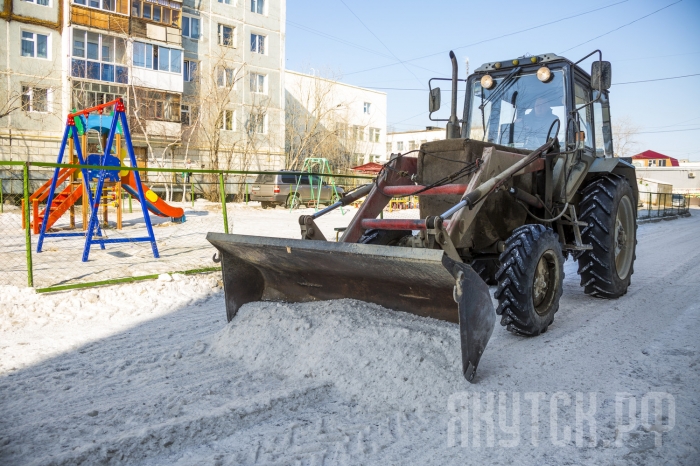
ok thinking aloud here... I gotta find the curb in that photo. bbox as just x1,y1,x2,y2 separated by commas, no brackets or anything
638,212,692,225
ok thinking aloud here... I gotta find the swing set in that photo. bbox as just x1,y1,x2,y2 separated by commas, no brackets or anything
36,98,160,262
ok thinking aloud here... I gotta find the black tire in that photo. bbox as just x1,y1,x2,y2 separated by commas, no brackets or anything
358,229,412,246
494,225,565,336
471,259,500,286
577,174,637,298
287,194,301,210
260,201,270,209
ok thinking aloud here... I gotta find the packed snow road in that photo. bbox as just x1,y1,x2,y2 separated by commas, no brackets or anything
1,212,698,465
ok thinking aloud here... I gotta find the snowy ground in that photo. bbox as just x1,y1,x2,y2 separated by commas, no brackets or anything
1,212,699,465
0,200,418,289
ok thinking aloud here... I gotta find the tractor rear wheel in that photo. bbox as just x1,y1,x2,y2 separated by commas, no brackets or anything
577,174,637,298
494,225,565,336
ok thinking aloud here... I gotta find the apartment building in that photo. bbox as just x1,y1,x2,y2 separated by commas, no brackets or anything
285,70,386,169
0,0,286,172
386,127,444,159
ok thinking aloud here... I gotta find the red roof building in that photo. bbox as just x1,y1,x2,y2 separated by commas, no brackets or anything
631,150,679,167
350,162,384,174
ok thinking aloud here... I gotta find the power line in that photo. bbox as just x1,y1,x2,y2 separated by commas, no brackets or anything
613,73,700,85
560,0,683,53
343,0,629,77
636,127,700,135
287,21,445,76
360,72,700,92
338,0,425,88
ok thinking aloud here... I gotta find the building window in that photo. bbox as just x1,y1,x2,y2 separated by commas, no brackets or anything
250,73,266,94
219,110,234,131
131,0,181,27
133,41,182,74
251,0,263,14
386,142,392,153
74,0,115,12
182,16,200,39
71,30,127,83
369,128,381,143
218,0,232,4
24,0,50,6
353,125,365,141
408,141,416,151
21,31,49,59
335,123,347,139
131,89,181,122
250,34,265,54
217,67,236,87
181,104,190,125
72,81,127,110
218,24,235,47
183,60,198,82
363,102,371,114
22,86,51,113
396,141,404,151
249,112,265,134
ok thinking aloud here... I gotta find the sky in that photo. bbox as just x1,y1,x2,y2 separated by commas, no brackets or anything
285,0,700,160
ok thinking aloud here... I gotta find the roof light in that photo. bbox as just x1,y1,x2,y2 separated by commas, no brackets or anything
537,66,552,83
530,56,538,64
494,62,502,69
512,59,519,66
480,74,495,90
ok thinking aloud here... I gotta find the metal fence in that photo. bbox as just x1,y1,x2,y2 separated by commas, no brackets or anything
0,161,372,291
637,191,692,219
1,163,694,292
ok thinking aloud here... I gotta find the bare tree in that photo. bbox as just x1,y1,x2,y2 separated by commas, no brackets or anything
613,116,641,158
284,70,364,172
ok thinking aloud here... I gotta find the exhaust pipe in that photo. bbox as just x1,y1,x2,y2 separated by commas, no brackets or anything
446,51,461,139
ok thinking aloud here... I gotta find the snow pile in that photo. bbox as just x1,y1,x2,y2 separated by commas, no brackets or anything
211,299,467,412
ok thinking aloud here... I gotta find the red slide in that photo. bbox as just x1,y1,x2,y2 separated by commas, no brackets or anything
121,172,186,221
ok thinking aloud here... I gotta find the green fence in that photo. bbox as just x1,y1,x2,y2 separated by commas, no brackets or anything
0,161,372,292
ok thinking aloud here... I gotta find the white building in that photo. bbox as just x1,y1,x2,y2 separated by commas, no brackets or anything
285,70,386,168
386,127,444,158
0,0,287,173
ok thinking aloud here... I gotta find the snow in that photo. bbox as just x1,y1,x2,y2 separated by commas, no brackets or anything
1,199,417,288
1,211,699,465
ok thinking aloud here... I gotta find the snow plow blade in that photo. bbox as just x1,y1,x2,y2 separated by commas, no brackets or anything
207,233,496,382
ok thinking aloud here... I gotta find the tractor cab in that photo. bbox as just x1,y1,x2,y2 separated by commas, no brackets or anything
462,53,613,158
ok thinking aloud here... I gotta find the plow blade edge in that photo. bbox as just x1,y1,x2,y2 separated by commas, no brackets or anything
206,233,495,381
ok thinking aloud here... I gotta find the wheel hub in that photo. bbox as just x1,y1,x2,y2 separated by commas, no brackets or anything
615,219,627,257
533,256,550,307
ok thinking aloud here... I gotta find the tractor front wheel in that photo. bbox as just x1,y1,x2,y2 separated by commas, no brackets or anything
494,225,565,336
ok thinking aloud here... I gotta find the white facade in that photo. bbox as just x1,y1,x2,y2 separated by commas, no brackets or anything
386,127,444,159
285,70,386,166
635,164,700,194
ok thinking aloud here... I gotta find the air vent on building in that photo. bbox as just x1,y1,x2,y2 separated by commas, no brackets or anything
689,172,696,179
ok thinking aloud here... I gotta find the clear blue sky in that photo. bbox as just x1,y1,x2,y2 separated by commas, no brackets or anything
285,0,700,160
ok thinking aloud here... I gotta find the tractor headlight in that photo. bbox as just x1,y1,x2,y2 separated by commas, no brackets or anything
480,74,495,89
537,66,552,83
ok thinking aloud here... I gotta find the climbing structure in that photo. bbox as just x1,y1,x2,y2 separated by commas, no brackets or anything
290,157,345,213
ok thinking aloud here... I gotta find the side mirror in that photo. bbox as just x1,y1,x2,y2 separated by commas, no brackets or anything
591,61,612,90
429,87,441,113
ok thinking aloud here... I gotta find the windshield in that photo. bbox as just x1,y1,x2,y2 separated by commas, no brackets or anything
466,69,566,150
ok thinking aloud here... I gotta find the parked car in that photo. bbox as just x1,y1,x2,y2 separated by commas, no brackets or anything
672,194,686,208
251,172,344,209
